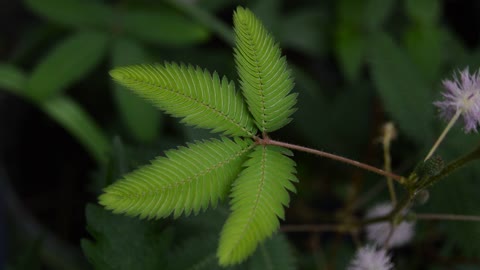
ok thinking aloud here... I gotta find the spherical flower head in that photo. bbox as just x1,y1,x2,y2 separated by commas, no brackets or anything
348,245,393,270
434,67,480,133
365,202,415,248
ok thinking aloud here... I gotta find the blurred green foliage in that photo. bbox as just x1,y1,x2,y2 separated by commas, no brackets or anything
1,0,480,269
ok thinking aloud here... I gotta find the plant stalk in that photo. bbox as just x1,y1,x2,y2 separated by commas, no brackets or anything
425,110,462,161
416,213,480,222
382,123,397,205
260,138,404,182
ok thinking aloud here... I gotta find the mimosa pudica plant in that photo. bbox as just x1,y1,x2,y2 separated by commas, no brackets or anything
100,7,298,266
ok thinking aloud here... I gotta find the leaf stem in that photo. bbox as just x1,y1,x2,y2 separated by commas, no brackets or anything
425,109,462,161
416,213,480,222
259,138,404,182
281,224,351,233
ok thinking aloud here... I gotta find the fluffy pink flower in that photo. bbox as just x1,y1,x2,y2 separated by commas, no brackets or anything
434,68,480,133
365,202,415,248
348,245,393,270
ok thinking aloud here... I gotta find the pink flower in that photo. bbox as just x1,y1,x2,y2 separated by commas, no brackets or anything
434,68,480,133
365,202,415,248
348,245,393,270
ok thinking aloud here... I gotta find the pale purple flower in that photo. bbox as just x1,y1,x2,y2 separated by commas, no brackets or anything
365,202,415,248
434,68,480,133
347,245,393,270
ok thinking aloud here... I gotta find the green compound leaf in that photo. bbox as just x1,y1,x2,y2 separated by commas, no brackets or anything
27,31,109,101
217,145,297,266
233,7,297,133
110,63,257,137
111,38,162,144
99,137,255,219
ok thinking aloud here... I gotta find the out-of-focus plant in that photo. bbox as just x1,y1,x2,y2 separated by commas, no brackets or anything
1,0,212,163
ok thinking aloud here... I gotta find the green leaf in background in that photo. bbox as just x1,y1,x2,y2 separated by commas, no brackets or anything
173,206,294,270
27,31,108,101
334,0,366,82
249,0,281,31
334,23,365,82
404,14,444,84
0,64,27,97
336,0,364,27
247,234,296,270
334,0,395,81
280,8,329,57
42,96,109,164
176,204,230,236
443,31,469,67
24,0,113,29
165,0,234,45
112,39,162,144
292,68,372,155
9,26,56,64
166,233,295,270
364,0,395,31
404,24,445,84
166,208,231,269
405,0,441,26
81,204,173,270
166,234,223,270
195,0,240,13
120,8,209,46
369,33,435,144
295,67,375,157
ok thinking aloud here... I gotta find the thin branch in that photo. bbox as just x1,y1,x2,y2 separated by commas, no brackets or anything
261,138,404,182
281,224,352,233
425,110,461,161
416,213,480,222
